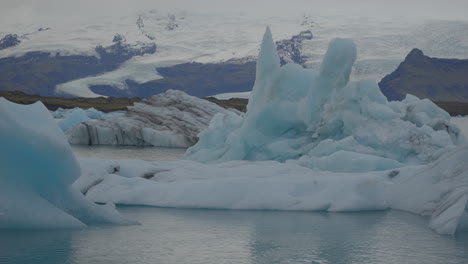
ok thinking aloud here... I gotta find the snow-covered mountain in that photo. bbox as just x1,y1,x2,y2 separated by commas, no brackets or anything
1,10,467,98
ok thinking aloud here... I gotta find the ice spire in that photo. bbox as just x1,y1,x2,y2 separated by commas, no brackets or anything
255,26,280,81
247,27,281,111
318,38,357,91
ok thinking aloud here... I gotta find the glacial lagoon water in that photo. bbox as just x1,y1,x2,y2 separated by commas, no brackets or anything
1,207,468,264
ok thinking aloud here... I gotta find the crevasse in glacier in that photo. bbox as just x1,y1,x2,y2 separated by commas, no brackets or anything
0,98,132,228
184,27,464,172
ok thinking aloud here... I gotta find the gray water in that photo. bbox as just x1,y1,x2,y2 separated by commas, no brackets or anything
1,207,468,264
72,145,186,161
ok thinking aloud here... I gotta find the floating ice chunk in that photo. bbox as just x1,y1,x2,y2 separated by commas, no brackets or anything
52,107,125,119
77,145,468,234
0,98,131,229
184,28,464,172
66,90,236,147
388,145,468,235
58,108,91,132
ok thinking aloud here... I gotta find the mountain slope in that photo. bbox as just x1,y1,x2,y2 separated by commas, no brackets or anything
379,49,468,102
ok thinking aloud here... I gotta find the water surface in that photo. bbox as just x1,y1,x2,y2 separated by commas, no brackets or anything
1,207,467,264
72,145,186,161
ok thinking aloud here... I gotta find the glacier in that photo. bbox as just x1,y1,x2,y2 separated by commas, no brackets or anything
73,28,468,235
184,27,464,172
0,98,131,229
66,90,236,147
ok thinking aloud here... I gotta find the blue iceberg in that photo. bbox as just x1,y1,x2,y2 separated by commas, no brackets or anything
184,27,464,172
0,98,132,229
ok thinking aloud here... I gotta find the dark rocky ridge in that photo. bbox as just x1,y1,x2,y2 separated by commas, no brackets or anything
0,90,249,113
0,34,21,50
276,30,313,66
0,90,139,112
95,34,156,66
379,49,468,103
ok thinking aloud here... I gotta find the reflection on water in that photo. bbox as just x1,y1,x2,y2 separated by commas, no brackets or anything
72,145,186,161
1,207,467,264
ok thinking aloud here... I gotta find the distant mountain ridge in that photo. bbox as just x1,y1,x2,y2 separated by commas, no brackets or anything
0,30,309,98
379,49,468,103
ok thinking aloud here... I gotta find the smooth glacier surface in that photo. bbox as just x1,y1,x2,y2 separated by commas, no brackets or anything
0,98,131,229
73,28,468,235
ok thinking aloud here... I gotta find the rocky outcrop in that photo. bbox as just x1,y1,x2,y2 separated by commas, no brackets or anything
136,14,156,40
66,90,237,147
276,30,313,65
0,34,21,50
95,34,156,66
379,49,468,102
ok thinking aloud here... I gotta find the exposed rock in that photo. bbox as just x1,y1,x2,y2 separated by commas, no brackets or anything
0,34,21,50
0,91,139,111
136,14,156,40
275,30,313,65
379,49,468,102
95,37,156,66
112,33,126,43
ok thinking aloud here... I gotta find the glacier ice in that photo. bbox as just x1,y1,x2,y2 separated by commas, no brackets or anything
184,28,464,172
0,98,131,229
52,107,124,120
54,107,124,132
66,90,237,147
76,143,468,235
57,108,91,132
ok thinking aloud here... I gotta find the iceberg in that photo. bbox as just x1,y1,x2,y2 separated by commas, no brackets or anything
76,144,468,235
0,98,131,229
57,108,91,132
52,107,124,120
74,27,468,235
66,90,237,147
184,27,464,172
54,107,125,132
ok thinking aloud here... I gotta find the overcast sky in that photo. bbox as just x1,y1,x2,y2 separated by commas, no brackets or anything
1,0,467,24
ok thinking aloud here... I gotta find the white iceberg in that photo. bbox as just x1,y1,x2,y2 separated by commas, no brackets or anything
66,90,237,147
0,98,131,229
74,28,468,235
76,145,468,235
